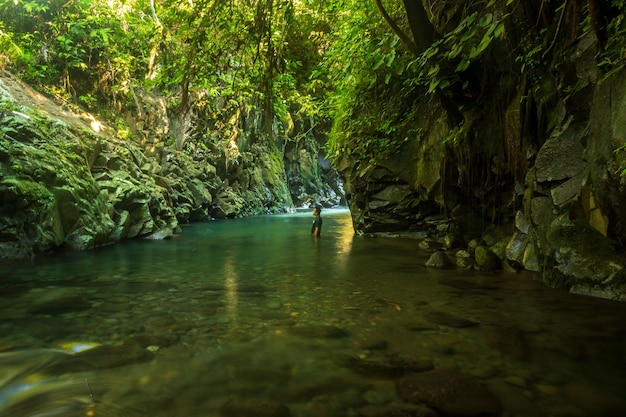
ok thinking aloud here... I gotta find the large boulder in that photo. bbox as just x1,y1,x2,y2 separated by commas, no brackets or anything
542,214,626,300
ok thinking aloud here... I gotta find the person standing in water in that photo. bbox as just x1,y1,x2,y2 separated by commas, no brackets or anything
311,205,322,237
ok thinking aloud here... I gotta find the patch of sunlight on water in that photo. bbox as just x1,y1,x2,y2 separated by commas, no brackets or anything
1,210,626,417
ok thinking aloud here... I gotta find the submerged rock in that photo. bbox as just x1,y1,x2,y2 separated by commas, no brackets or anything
563,381,626,416
49,341,153,373
358,403,437,417
423,310,478,328
396,370,501,416
339,354,434,379
347,358,406,379
287,325,348,338
220,398,291,417
482,325,529,360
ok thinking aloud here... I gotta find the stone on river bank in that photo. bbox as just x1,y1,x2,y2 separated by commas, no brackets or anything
332,49,626,301
474,246,501,270
425,251,452,268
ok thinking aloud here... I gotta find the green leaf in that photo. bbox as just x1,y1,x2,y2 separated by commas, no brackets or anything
447,43,463,59
427,64,440,76
492,23,504,39
385,49,395,66
479,13,493,27
373,56,385,70
455,59,470,72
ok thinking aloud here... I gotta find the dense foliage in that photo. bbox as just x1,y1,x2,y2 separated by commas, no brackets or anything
0,0,625,167
324,0,626,168
0,0,331,144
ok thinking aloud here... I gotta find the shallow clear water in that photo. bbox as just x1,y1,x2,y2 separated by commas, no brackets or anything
1,210,626,417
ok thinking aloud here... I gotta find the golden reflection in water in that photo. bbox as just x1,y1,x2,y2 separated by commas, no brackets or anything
336,215,355,255
331,214,355,276
223,255,238,328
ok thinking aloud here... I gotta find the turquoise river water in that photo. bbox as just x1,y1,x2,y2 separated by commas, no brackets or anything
1,209,625,417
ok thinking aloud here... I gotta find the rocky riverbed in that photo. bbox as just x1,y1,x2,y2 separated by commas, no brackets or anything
1,214,625,416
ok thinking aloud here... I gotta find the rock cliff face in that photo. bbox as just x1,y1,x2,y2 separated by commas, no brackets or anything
337,26,626,301
0,71,342,259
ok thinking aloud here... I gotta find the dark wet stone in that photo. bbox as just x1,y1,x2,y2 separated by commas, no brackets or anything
143,228,173,240
430,344,455,354
357,338,389,350
349,359,405,378
425,251,452,268
286,376,369,403
3,318,77,342
563,382,626,417
335,355,403,378
474,246,502,270
456,256,475,268
359,403,437,417
331,354,359,368
396,370,502,416
387,355,434,373
28,295,92,315
443,232,463,249
535,133,585,182
112,282,174,293
128,334,176,349
50,341,153,372
340,354,433,379
287,325,348,338
418,238,443,252
467,238,485,252
489,383,546,416
423,310,478,328
220,398,291,417
482,326,529,360
402,320,439,331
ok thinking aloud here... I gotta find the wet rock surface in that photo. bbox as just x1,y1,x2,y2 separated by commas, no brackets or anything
0,71,343,259
425,251,452,268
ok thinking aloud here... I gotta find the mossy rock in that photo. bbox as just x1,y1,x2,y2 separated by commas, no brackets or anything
475,246,502,270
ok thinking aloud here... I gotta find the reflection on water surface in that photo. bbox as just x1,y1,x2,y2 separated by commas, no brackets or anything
1,210,625,416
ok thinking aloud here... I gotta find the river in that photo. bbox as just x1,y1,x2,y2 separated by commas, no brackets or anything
1,209,625,416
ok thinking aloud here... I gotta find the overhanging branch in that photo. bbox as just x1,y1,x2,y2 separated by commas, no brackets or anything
373,0,420,56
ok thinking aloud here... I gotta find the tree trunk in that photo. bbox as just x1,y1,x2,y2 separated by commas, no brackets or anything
401,0,436,53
